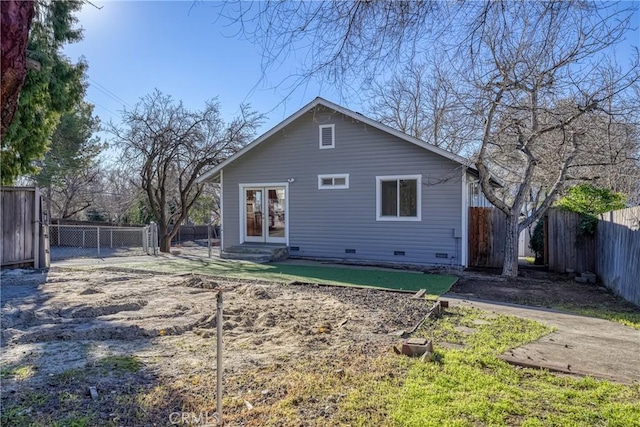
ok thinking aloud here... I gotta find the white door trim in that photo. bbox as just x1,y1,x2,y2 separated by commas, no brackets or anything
239,183,289,245
219,170,224,250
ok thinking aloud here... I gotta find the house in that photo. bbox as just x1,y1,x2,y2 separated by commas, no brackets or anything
197,97,490,266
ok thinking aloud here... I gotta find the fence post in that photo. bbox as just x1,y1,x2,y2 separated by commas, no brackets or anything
150,222,158,256
142,227,147,254
83,229,86,247
33,187,40,268
216,290,224,423
208,223,212,258
97,227,101,257
110,229,113,248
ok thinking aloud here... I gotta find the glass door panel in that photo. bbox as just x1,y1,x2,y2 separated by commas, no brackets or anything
245,189,263,241
267,188,286,242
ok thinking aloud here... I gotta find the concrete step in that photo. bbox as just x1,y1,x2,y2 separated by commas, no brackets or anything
225,245,282,254
220,251,271,263
223,245,289,262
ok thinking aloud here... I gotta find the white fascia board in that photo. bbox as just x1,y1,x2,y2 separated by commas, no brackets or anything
196,98,325,183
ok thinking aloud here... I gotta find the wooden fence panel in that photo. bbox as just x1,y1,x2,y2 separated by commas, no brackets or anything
1,187,38,267
597,207,640,306
547,208,596,274
468,207,506,268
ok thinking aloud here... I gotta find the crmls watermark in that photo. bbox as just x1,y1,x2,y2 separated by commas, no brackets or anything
169,411,220,426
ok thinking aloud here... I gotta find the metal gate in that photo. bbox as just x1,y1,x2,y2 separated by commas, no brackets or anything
49,223,158,261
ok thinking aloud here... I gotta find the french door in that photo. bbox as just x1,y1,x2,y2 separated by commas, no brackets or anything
243,186,286,244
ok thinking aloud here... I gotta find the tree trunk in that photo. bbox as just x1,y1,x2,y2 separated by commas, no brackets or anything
160,235,171,253
158,223,171,253
1,0,35,137
502,214,520,277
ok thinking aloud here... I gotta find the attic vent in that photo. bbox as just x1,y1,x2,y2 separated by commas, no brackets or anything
435,253,448,259
345,249,356,254
394,251,405,256
319,124,335,149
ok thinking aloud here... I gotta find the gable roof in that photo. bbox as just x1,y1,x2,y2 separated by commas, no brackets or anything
196,97,477,183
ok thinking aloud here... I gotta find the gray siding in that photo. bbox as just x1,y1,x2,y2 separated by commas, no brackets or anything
222,107,464,265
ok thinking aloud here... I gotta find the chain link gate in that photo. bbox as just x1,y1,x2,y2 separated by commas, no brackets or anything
49,223,159,261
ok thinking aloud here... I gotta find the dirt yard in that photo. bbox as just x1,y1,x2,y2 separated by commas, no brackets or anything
3,264,639,426
1,267,430,425
450,267,640,315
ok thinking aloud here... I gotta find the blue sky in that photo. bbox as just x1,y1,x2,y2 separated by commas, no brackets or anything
64,1,639,142
63,1,345,136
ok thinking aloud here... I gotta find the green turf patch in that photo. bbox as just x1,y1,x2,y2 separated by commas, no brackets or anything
80,258,457,296
261,263,456,294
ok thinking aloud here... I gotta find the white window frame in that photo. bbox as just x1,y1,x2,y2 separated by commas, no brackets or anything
319,124,335,149
318,174,349,189
376,174,422,221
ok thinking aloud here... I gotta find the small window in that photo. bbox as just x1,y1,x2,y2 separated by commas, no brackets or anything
376,175,421,221
318,174,349,189
319,124,335,149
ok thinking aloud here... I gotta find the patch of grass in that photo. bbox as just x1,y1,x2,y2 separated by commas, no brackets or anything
388,307,640,426
413,307,556,355
1,391,52,427
0,364,36,380
96,355,142,373
84,258,457,295
59,391,80,404
0,406,32,427
51,413,95,427
392,351,640,426
57,367,88,384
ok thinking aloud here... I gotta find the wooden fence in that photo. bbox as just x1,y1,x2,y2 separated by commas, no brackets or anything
546,208,596,274
468,207,506,268
596,207,640,306
1,187,48,268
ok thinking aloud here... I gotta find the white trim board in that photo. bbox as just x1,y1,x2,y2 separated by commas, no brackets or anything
220,170,224,250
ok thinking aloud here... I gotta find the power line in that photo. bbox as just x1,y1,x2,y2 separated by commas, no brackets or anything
89,78,133,109
87,98,119,116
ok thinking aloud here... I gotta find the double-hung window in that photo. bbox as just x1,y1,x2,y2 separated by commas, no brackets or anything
376,175,421,221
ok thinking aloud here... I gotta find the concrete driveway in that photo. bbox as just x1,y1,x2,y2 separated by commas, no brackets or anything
446,295,640,384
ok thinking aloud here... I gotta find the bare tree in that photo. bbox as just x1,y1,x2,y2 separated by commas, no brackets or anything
215,1,451,98
51,164,103,219
93,167,148,225
220,0,639,277
367,60,472,154
566,88,640,204
466,2,638,276
109,90,262,252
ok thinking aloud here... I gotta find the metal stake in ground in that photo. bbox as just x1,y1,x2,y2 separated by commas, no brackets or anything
216,290,223,425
